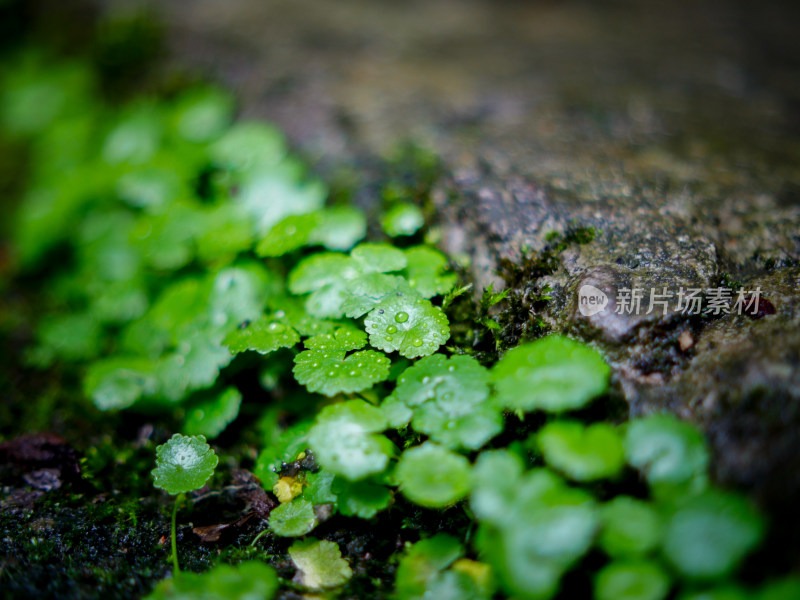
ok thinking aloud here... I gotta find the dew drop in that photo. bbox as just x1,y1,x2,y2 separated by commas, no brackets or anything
412,339,422,347
422,376,431,384
327,370,336,377
312,362,319,368
395,311,409,323
386,325,397,334
349,371,357,376
448,366,455,372
385,335,394,342
357,362,363,368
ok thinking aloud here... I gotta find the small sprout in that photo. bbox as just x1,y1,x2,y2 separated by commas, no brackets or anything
223,315,300,355
308,400,393,481
288,538,353,590
293,348,390,396
594,560,671,600
396,442,472,508
364,294,450,358
152,434,219,574
183,387,242,439
537,420,625,481
624,413,710,485
599,496,663,557
144,561,278,600
381,202,425,237
492,335,610,412
662,490,765,580
268,497,318,537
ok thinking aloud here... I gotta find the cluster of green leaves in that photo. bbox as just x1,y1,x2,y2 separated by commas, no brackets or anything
2,52,455,441
5,53,794,600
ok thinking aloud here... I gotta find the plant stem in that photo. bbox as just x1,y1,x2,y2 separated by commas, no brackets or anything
171,494,182,575
250,528,269,547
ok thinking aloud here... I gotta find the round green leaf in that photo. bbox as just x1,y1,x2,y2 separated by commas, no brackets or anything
404,246,456,298
269,498,318,537
84,356,158,411
396,443,472,508
595,560,671,600
289,538,353,589
624,414,709,485
293,349,390,396
364,294,449,358
209,121,285,171
151,434,218,495
332,478,393,519
492,335,610,412
392,354,499,450
308,206,366,251
183,387,242,439
382,202,425,237
308,400,393,480
172,87,234,143
537,420,625,481
662,490,765,580
303,325,367,352
599,496,663,557
255,213,320,257
145,560,278,600
223,316,300,355
288,253,359,294
351,243,407,273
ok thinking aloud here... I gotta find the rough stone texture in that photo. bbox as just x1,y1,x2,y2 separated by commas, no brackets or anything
121,0,800,534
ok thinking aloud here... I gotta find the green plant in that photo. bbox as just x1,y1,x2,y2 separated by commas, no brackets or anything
145,560,278,600
152,434,218,574
4,51,791,600
288,538,352,590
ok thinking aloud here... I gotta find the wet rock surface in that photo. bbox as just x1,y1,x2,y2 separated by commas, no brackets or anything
108,0,799,535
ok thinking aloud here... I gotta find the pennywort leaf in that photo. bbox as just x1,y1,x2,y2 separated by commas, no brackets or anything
145,561,278,600
289,538,353,590
293,348,390,396
223,316,300,355
492,335,610,412
364,293,449,358
152,434,218,495
537,420,625,482
269,497,318,537
624,414,710,486
396,443,472,508
308,400,393,480
183,387,243,439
